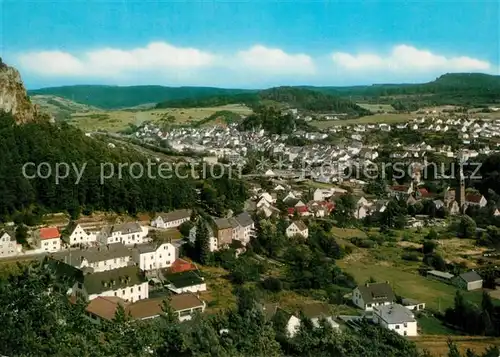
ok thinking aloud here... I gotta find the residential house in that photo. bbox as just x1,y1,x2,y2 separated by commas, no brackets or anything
39,227,62,252
286,221,309,238
72,265,148,302
453,271,483,291
373,304,417,337
166,270,207,294
52,242,132,273
151,209,192,229
132,242,178,271
168,258,198,274
301,303,340,330
0,230,20,258
85,292,205,323
465,194,487,208
287,206,311,217
308,201,334,217
213,218,234,248
98,222,149,246
67,223,97,246
189,222,218,252
229,212,255,245
352,282,396,311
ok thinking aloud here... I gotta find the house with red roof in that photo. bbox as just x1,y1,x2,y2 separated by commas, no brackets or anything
465,194,487,208
168,258,198,274
39,227,62,252
287,206,311,217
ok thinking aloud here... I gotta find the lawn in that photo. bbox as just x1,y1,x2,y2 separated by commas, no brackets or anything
198,266,237,313
70,104,252,132
331,227,367,239
416,314,456,335
311,113,412,129
411,336,500,357
355,103,395,113
337,258,497,311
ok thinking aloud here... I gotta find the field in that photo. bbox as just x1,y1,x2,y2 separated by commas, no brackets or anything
355,103,395,112
411,336,500,356
311,113,412,128
69,104,253,132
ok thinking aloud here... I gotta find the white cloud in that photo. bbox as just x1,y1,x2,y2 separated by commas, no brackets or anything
14,42,494,86
332,45,491,73
236,45,315,75
18,42,215,78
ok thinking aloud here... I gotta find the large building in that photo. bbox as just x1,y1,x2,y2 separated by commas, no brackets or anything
84,293,206,323
151,209,192,229
0,230,20,258
71,265,148,302
98,222,149,246
51,242,132,273
39,227,62,252
131,242,178,271
352,282,395,311
373,304,418,337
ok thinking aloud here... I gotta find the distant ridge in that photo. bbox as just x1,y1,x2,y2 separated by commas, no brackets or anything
28,72,500,110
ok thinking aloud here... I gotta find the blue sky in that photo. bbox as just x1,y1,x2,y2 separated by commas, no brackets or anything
2,0,499,89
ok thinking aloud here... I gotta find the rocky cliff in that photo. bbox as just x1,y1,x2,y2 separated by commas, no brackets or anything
0,58,39,123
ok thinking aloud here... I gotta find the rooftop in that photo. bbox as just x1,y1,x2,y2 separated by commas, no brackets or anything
374,304,415,324
158,209,192,223
40,227,60,240
357,282,396,304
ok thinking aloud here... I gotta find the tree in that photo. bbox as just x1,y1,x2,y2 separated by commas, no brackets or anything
423,240,437,254
194,219,210,264
15,224,28,245
332,194,356,226
458,215,477,238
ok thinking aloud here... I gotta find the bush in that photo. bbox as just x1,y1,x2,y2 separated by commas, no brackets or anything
261,277,283,292
402,252,420,262
351,237,376,248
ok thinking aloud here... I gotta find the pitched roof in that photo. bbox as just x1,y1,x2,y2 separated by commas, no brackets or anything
40,227,60,240
0,230,15,241
159,209,192,223
111,222,143,234
86,293,204,321
290,221,307,231
214,218,232,230
52,242,131,266
459,271,482,283
374,304,415,324
466,194,484,204
233,212,253,227
83,266,146,295
356,282,395,304
169,258,197,274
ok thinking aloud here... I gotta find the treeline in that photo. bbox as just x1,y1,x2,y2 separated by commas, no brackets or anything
0,111,246,222
239,106,314,135
1,261,499,357
157,87,371,116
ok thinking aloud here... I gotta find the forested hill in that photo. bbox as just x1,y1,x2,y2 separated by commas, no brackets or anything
311,73,500,108
28,85,252,109
156,86,372,116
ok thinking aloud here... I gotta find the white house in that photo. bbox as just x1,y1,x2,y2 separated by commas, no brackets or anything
98,222,149,246
132,242,178,271
286,221,309,238
0,230,20,258
52,242,132,273
67,223,97,246
229,212,255,245
373,304,418,337
151,209,192,229
352,282,395,311
39,227,62,253
71,266,149,303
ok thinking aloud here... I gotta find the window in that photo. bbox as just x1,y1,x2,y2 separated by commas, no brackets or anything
138,286,141,292
114,259,117,263
403,323,407,327
366,303,371,308
395,325,400,329
122,290,125,295
130,288,134,293
403,331,407,336
114,292,117,296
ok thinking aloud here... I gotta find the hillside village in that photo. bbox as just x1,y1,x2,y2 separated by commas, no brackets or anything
1,54,500,356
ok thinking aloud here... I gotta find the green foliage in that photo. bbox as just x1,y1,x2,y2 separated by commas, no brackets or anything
458,215,477,238
192,110,243,127
194,219,210,265
30,85,252,109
